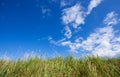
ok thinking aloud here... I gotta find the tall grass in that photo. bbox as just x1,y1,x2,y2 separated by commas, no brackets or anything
0,56,120,77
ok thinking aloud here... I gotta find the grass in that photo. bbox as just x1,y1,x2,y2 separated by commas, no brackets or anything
0,56,120,77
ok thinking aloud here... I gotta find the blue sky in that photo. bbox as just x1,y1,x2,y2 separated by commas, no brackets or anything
0,0,120,60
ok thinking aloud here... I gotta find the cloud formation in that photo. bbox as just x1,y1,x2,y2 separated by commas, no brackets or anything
62,3,85,29
49,0,120,57
61,0,103,39
59,11,120,57
62,0,103,29
64,26,72,39
80,26,120,57
104,11,120,26
87,0,103,15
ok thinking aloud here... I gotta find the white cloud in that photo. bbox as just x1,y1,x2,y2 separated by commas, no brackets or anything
87,0,102,15
104,11,120,26
59,12,120,57
62,3,86,29
61,1,103,39
64,26,72,39
60,26,120,57
48,37,57,45
80,26,117,57
61,40,81,53
48,37,66,46
49,0,119,57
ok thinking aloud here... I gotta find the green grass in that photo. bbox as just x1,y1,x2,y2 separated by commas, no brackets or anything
0,56,120,77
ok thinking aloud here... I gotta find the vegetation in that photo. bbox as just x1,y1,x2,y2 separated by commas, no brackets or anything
0,56,120,77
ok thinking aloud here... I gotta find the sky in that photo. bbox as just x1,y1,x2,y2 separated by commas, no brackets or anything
0,0,120,60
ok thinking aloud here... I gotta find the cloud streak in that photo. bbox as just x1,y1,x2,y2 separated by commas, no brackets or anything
104,11,120,26
87,0,103,15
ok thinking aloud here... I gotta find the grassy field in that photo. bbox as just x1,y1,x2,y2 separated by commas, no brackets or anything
0,56,120,77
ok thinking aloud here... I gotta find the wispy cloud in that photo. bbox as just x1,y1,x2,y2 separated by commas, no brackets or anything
80,26,120,57
104,11,120,26
60,25,120,57
61,40,81,53
49,1,120,57
61,3,85,40
50,0,104,50
64,26,72,39
62,3,86,29
61,0,103,28
48,37,66,46
59,11,120,57
87,0,103,15
61,0,103,35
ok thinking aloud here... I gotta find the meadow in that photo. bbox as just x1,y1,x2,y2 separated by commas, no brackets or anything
0,56,120,77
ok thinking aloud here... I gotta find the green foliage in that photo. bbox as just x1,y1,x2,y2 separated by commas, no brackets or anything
0,56,120,77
